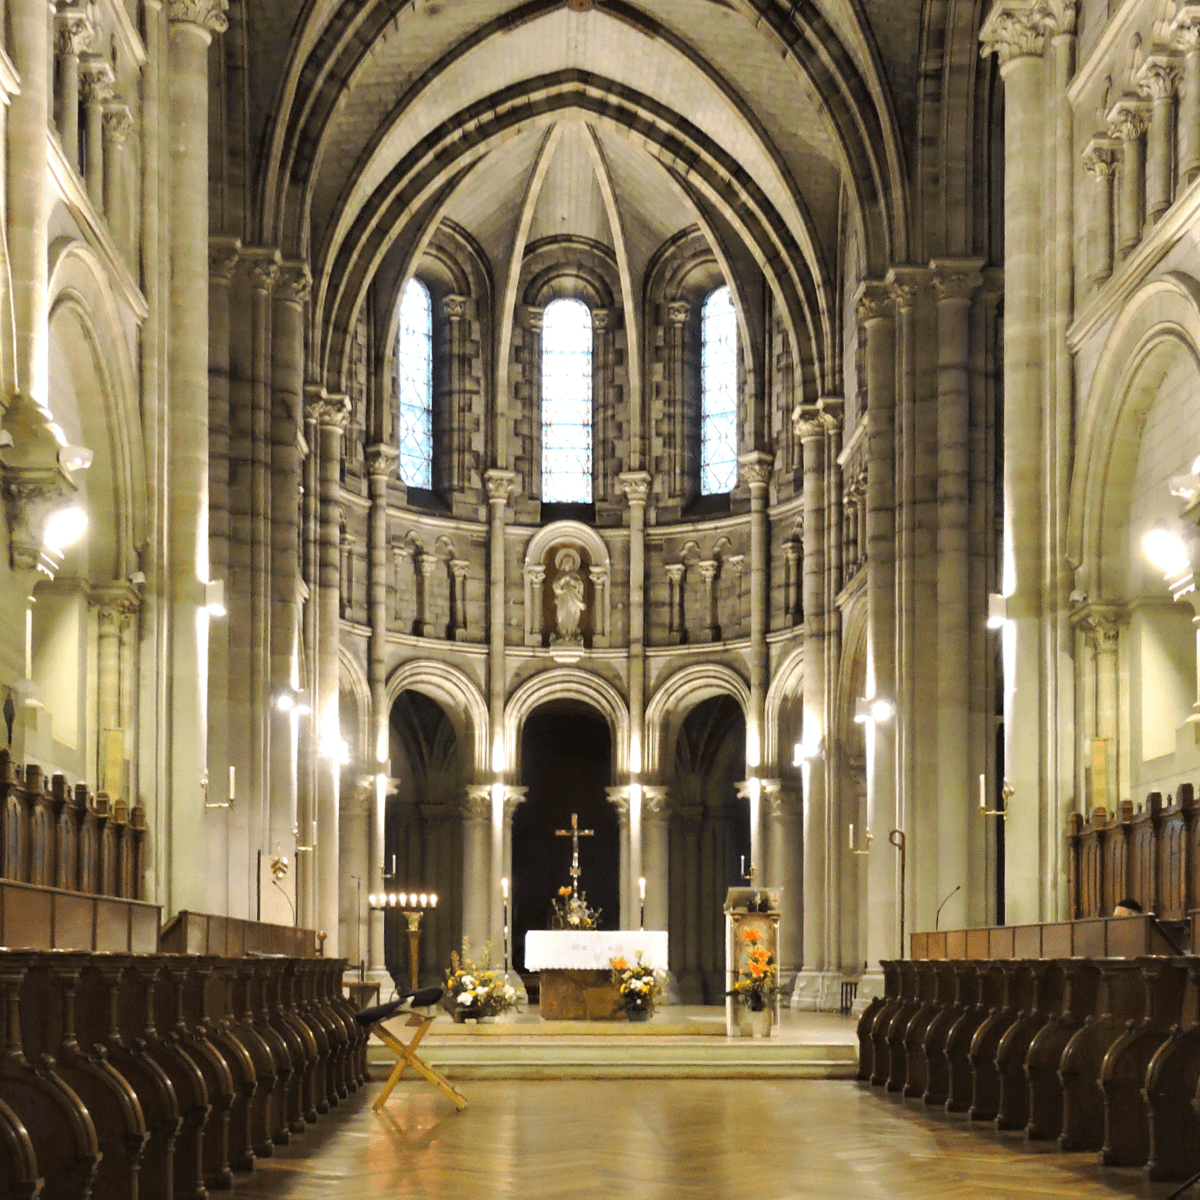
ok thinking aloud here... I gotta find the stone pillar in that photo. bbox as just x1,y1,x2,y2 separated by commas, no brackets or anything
1139,58,1180,227
764,780,802,986
338,782,370,970
698,560,719,641
53,7,92,169
450,559,469,640
79,55,113,210
1110,102,1149,262
619,471,651,911
523,562,544,644
101,102,133,254
485,470,515,771
792,408,831,1007
308,392,351,951
666,563,685,643
932,261,983,933
607,787,631,927
462,786,491,954
1077,606,1123,808
588,566,608,644
500,787,526,989
981,2,1050,926
1083,139,1118,286
592,309,610,501
442,295,468,490
166,0,229,916
642,785,669,931
1172,10,1200,191
666,301,689,497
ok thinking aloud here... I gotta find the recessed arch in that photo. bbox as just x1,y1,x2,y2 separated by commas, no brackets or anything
645,662,750,778
764,643,805,771
338,646,372,764
384,659,489,777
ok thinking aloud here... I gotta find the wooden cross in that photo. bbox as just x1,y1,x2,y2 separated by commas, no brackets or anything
555,812,594,886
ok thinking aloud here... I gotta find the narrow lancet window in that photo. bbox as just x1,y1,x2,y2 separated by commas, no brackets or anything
397,277,433,489
541,298,593,503
701,285,738,495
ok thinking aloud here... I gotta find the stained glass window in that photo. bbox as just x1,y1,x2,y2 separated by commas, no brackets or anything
701,285,739,495
541,298,593,503
397,278,433,489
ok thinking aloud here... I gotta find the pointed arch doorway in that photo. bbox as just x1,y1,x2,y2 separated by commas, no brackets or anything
513,701,619,975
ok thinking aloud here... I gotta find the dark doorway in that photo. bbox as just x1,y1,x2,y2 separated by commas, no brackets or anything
513,702,617,971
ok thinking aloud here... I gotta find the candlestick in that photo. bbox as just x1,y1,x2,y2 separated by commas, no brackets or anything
849,822,854,848
501,876,509,900
390,854,396,875
979,773,986,811
638,876,645,901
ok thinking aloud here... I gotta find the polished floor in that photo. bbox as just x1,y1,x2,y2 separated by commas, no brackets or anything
228,1077,1188,1199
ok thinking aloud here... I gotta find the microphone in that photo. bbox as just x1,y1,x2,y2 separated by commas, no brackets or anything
935,885,962,931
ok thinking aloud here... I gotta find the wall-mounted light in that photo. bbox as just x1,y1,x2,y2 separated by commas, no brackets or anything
42,505,88,555
854,697,894,724
319,736,351,766
275,687,311,715
1143,522,1192,579
204,579,226,617
57,445,93,474
986,592,1009,630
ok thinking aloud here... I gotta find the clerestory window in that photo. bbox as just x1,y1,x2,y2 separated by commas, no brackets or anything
540,298,593,504
397,277,433,490
701,285,738,495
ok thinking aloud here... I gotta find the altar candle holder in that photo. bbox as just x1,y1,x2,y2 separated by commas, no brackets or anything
501,876,510,977
368,890,438,989
849,823,872,856
638,876,646,931
979,773,1012,820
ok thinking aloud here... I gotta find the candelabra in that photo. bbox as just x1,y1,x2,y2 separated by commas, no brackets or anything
368,890,438,990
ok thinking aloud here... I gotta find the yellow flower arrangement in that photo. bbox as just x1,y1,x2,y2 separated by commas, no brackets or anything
443,941,519,1021
727,927,778,1012
610,951,663,1015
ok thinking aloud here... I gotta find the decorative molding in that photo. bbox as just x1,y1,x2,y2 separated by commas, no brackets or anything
166,0,229,33
1108,99,1151,142
1137,56,1181,101
617,471,652,504
365,444,399,477
304,391,351,430
979,2,1057,67
738,450,773,489
484,468,518,503
276,261,312,307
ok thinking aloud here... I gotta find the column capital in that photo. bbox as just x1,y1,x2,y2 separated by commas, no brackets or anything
442,293,468,320
277,261,312,307
587,565,608,584
484,468,518,504
243,249,281,294
525,561,546,584
54,7,94,56
642,785,670,817
617,471,652,504
816,395,843,433
450,558,470,580
1108,98,1151,142
665,561,685,583
502,785,527,819
666,300,690,326
793,403,824,441
591,307,610,332
1137,56,1181,101
1082,137,1120,180
79,53,114,101
209,236,241,281
304,389,351,431
101,102,134,145
885,265,929,312
417,554,437,579
1171,6,1200,49
519,305,544,331
167,0,229,34
606,785,630,819
3,469,77,574
980,2,1065,68
853,281,893,326
738,450,773,489
463,786,491,820
931,258,985,303
1072,601,1126,651
365,443,399,478
697,558,719,583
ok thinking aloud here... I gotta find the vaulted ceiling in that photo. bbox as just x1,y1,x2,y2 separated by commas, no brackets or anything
231,0,953,392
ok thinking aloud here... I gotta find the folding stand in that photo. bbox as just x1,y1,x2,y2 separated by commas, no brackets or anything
371,1012,468,1113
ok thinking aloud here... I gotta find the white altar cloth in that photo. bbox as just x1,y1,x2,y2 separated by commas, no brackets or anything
524,930,668,972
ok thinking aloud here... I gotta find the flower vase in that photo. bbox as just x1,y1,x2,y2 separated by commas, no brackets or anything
749,1006,772,1038
626,1005,652,1023
452,1010,467,1024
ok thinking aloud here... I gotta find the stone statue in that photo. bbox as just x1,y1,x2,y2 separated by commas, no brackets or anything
552,548,586,644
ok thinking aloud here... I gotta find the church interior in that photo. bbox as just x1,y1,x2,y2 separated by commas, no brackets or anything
4,0,1200,1194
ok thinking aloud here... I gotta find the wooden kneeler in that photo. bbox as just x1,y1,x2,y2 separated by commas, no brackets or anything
372,1012,468,1113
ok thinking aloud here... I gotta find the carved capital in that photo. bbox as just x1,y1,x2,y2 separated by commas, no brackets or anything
521,306,544,331
1171,6,1200,50
54,8,94,57
304,391,352,431
793,403,824,441
588,565,608,585
739,450,773,489
79,54,114,102
726,553,745,576
276,262,312,307
1138,57,1181,101
484,469,518,503
1076,603,1125,653
618,471,652,504
1082,138,1120,181
209,237,241,281
886,267,927,313
102,103,134,145
244,253,280,294
450,558,469,581
642,785,670,817
3,470,77,574
525,562,546,585
365,444,399,477
932,260,985,303
1108,100,1151,142
606,786,630,819
853,281,892,326
503,786,527,820
666,300,690,326
463,786,491,820
591,307,610,332
417,554,437,579
167,0,229,34
665,562,685,584
442,293,468,321
697,559,719,583
979,2,1050,67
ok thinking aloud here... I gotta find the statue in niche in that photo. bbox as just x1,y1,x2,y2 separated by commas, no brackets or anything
552,548,586,645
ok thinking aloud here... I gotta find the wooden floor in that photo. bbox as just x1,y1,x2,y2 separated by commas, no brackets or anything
228,1078,1189,1199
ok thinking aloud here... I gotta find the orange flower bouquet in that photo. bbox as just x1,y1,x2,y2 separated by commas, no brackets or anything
727,927,778,1012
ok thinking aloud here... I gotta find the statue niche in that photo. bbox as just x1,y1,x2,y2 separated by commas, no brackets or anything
541,544,595,653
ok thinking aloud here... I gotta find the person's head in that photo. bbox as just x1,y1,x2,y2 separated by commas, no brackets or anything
1112,897,1143,916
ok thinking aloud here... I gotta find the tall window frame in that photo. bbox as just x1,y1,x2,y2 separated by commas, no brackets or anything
396,277,434,490
700,285,739,496
540,297,594,504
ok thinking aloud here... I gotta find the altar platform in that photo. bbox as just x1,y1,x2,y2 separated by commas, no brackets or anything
365,1006,858,1080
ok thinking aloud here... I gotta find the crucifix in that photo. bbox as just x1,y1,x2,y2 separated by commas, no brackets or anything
555,812,594,888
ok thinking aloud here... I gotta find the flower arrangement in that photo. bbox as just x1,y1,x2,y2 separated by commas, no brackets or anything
610,952,663,1016
727,927,778,1012
442,942,519,1021
551,885,601,930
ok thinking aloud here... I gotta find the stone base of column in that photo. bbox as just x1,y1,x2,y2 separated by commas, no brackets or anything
851,969,886,1018
791,970,843,1012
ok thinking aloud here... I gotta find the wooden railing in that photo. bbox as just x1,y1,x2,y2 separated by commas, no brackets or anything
160,910,318,958
0,750,146,900
1065,786,1198,919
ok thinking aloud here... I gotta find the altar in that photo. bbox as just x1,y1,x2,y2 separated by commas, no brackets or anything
525,930,669,1020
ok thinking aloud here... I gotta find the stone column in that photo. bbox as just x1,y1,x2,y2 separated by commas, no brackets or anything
462,786,491,954
764,780,802,986
366,442,397,969
499,787,526,986
933,261,983,933
1077,606,1123,808
1172,9,1200,191
698,560,719,641
338,782,371,970
1139,58,1180,227
607,787,631,927
101,102,133,254
792,408,830,1006
450,559,469,640
666,563,685,643
166,0,229,916
642,785,669,931
53,7,92,169
523,562,544,644
1083,139,1119,286
442,295,468,489
79,55,113,210
308,393,351,951
1109,102,1149,262
592,309,610,501
620,471,652,910
666,301,689,497
981,2,1050,926
588,566,608,644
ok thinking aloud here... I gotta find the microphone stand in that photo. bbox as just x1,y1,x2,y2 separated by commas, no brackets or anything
935,884,962,932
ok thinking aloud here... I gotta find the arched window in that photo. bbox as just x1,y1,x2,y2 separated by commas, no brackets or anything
397,278,433,489
541,298,593,504
701,285,738,495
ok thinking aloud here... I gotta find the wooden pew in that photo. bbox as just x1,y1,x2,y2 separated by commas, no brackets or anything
923,959,977,1108
968,959,1031,1123
946,960,1002,1113
867,961,905,1087
1144,957,1200,1181
854,960,898,1083
0,1095,41,1200
995,959,1062,1131
900,961,941,1100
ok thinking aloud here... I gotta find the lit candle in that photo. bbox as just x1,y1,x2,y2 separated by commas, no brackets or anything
979,773,986,811
740,854,745,877
501,876,509,901
228,765,236,801
390,854,396,875
638,876,646,900
849,822,855,851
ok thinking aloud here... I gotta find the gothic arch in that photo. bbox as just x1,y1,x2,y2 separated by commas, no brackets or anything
505,668,629,776
764,643,805,771
524,521,611,572
1068,273,1200,600
645,662,750,778
385,658,489,775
